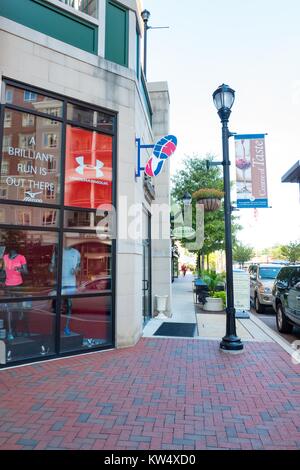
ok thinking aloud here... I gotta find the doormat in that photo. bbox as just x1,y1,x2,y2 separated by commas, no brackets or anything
154,322,196,338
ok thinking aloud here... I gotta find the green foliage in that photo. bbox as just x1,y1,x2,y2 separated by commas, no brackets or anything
193,188,224,200
202,270,225,296
212,291,226,303
171,155,223,200
233,243,254,267
171,155,241,258
280,241,300,263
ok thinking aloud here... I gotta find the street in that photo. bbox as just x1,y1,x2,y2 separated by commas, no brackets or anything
251,307,300,344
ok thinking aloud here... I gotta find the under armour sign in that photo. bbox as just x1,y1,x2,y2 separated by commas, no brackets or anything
64,126,113,209
75,156,104,178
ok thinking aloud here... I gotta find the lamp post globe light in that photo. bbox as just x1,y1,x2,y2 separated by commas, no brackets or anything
213,84,244,352
182,191,192,207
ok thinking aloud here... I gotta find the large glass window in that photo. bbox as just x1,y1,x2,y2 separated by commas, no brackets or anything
54,232,112,294
0,205,59,227
59,0,98,18
0,229,58,298
60,295,112,353
5,85,63,116
64,209,106,229
0,81,115,365
0,110,62,205
0,299,56,362
64,126,113,209
67,103,114,133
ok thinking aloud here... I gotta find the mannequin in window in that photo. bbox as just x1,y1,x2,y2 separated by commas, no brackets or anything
50,246,81,336
3,248,28,340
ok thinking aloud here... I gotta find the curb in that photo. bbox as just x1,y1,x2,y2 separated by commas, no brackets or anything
249,312,295,356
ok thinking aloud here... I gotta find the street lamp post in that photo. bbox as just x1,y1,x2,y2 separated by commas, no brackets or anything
212,84,243,352
182,191,192,207
141,9,151,79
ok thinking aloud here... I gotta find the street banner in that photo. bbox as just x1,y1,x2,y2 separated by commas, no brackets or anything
234,134,268,208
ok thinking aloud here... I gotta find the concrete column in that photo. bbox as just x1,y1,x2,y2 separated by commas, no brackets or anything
98,0,106,58
147,82,172,316
128,10,137,72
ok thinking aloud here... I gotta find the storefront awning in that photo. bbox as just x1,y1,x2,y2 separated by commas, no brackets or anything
281,160,300,183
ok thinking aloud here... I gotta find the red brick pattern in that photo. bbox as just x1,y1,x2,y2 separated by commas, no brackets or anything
0,338,299,450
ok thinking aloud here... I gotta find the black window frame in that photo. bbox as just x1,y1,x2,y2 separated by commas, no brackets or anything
0,78,117,367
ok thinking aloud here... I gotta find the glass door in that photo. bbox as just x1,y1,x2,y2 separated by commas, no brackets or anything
142,210,151,323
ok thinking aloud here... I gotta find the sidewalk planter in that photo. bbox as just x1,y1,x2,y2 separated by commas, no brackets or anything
203,297,224,311
155,295,168,315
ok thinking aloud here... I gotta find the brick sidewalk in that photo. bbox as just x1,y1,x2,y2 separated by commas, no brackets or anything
0,338,299,450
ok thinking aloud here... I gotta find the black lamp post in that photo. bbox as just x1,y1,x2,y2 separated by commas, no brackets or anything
212,84,243,352
182,191,192,207
141,9,151,79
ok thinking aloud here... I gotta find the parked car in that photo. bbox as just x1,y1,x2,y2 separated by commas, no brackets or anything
249,263,286,313
272,265,300,333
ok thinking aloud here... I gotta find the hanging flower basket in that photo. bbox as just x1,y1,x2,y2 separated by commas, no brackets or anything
192,189,224,212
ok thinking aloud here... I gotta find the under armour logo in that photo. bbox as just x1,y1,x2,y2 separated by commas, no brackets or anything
75,156,104,178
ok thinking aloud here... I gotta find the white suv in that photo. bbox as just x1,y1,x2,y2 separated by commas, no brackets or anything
249,263,286,313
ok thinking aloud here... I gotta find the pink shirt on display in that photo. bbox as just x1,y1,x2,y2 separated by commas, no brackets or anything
4,254,27,286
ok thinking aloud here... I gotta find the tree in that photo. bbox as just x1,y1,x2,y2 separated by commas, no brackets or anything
233,243,254,268
280,241,300,263
171,154,241,270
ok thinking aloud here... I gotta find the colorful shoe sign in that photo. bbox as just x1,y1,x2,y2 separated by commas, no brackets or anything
145,135,177,177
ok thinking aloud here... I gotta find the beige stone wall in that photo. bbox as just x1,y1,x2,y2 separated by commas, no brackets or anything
148,83,172,316
0,16,171,348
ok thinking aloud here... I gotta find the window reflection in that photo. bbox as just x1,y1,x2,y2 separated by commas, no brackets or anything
58,0,98,19
64,209,108,230
59,233,112,294
0,299,55,362
0,229,58,298
0,205,59,227
67,103,113,132
0,110,61,204
5,85,63,116
60,295,112,353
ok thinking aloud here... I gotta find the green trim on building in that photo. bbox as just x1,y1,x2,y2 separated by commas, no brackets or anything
105,0,128,67
136,28,140,79
0,0,98,54
140,72,153,126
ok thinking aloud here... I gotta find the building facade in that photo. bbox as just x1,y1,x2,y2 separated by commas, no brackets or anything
0,0,172,366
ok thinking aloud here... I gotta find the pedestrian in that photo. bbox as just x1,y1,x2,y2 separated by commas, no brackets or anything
181,264,187,277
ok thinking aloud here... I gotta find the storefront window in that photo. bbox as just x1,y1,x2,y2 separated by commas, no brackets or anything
0,299,55,363
5,85,63,116
60,295,112,353
56,232,111,294
67,103,114,133
0,205,59,227
0,81,115,365
64,126,113,208
64,209,107,229
0,110,62,205
0,229,58,298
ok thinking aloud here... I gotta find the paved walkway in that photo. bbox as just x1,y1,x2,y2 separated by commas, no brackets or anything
0,276,299,450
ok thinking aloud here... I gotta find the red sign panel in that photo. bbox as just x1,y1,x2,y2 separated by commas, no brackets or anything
64,126,113,208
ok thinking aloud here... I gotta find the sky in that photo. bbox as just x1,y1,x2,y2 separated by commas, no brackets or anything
144,0,300,250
